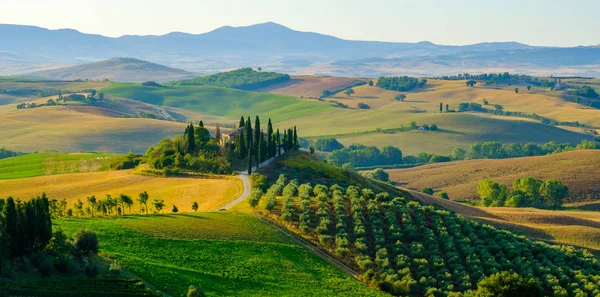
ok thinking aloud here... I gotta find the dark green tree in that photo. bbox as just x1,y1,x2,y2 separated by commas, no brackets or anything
239,116,245,128
254,116,261,165
439,102,443,112
259,133,267,163
3,197,18,255
293,126,298,149
186,124,196,154
245,117,253,159
446,104,449,112
276,129,281,156
247,146,253,174
473,271,542,297
198,120,204,127
267,118,274,158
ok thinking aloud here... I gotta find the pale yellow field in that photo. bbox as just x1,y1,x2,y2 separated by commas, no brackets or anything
0,170,242,213
0,105,186,153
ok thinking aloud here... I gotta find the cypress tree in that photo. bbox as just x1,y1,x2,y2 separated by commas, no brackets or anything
215,123,221,142
260,133,267,163
440,102,443,113
186,124,196,154
247,147,252,174
239,116,245,128
254,117,261,165
293,126,298,150
199,120,204,127
235,129,246,159
287,128,293,151
276,129,281,156
446,104,449,112
245,117,253,159
283,130,287,152
267,118,273,158
3,197,17,255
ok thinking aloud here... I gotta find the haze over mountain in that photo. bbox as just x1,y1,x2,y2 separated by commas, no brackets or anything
1,22,599,77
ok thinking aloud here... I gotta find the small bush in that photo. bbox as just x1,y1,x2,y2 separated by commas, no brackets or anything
357,102,370,109
422,187,434,195
172,205,179,213
73,229,99,256
438,192,449,200
250,173,268,191
187,285,207,297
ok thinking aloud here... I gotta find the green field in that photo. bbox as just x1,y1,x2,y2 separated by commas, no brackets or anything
55,212,387,297
103,83,333,122
0,152,120,179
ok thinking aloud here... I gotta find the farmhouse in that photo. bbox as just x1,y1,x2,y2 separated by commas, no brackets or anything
220,127,270,146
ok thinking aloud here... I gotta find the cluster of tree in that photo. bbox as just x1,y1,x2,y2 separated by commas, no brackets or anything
0,195,101,277
257,176,600,296
477,177,569,208
363,168,389,182
141,81,162,87
326,140,597,169
311,138,345,152
232,116,299,174
145,123,230,175
0,147,23,160
16,90,105,109
376,76,427,92
576,86,599,98
169,68,290,90
438,72,554,88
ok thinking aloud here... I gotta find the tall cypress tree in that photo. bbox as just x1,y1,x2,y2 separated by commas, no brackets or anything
247,147,252,174
186,124,196,154
199,120,204,127
287,128,293,151
245,117,253,159
293,126,298,150
260,133,267,163
3,197,17,255
235,129,246,159
267,118,273,158
254,116,261,165
439,102,443,113
283,130,288,152
276,129,281,156
239,116,245,128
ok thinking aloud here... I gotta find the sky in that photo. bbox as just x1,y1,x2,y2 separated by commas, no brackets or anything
1,0,598,46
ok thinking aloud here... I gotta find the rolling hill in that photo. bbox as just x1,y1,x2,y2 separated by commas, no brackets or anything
24,58,196,82
0,152,120,179
386,150,600,202
258,75,365,98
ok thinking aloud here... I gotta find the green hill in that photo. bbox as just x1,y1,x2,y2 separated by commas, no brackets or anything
0,152,121,179
103,82,332,122
25,58,196,82
55,212,388,297
168,68,290,90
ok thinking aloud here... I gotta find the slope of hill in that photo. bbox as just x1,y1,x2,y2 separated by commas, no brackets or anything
25,58,196,82
0,170,242,212
168,68,289,90
258,75,365,98
103,82,332,122
0,105,186,153
387,150,600,202
54,212,388,297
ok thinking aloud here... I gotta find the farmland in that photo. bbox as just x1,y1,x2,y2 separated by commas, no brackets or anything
386,150,600,202
0,79,110,105
257,75,364,98
0,170,242,212
55,212,388,297
0,152,119,179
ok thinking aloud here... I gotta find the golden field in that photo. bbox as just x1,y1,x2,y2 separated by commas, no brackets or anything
0,170,242,212
387,150,600,202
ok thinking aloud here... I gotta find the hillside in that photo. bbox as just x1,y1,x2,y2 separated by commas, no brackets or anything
258,75,365,98
103,82,332,122
0,170,242,212
54,212,388,297
0,78,109,105
0,152,120,179
25,58,196,82
0,105,186,153
386,150,600,202
168,68,290,90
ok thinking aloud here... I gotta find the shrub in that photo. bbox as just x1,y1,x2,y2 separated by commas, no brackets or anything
73,229,99,256
357,102,370,109
250,173,268,191
473,271,542,297
85,262,99,278
438,192,449,200
421,188,434,195
172,205,179,213
187,285,207,297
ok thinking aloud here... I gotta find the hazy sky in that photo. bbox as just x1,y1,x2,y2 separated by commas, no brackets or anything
1,0,598,46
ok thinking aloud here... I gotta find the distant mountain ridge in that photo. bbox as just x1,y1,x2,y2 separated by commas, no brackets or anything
0,22,598,77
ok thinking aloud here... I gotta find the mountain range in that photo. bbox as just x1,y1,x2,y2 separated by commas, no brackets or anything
1,22,599,77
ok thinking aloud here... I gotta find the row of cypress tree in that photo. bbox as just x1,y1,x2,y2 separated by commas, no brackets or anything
0,194,52,261
233,116,299,174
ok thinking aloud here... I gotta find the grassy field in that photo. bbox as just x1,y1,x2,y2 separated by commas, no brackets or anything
55,213,388,297
258,75,364,98
387,150,600,202
0,170,242,212
0,152,120,179
288,110,590,155
103,82,333,123
0,105,186,153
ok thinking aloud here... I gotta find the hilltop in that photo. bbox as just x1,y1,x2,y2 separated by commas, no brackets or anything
24,58,196,82
386,150,600,202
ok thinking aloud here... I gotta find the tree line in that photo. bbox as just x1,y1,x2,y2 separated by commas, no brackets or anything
168,68,290,90
0,147,23,160
477,177,569,208
249,175,600,296
324,139,598,168
231,116,299,174
0,194,101,278
436,72,554,88
376,76,427,92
